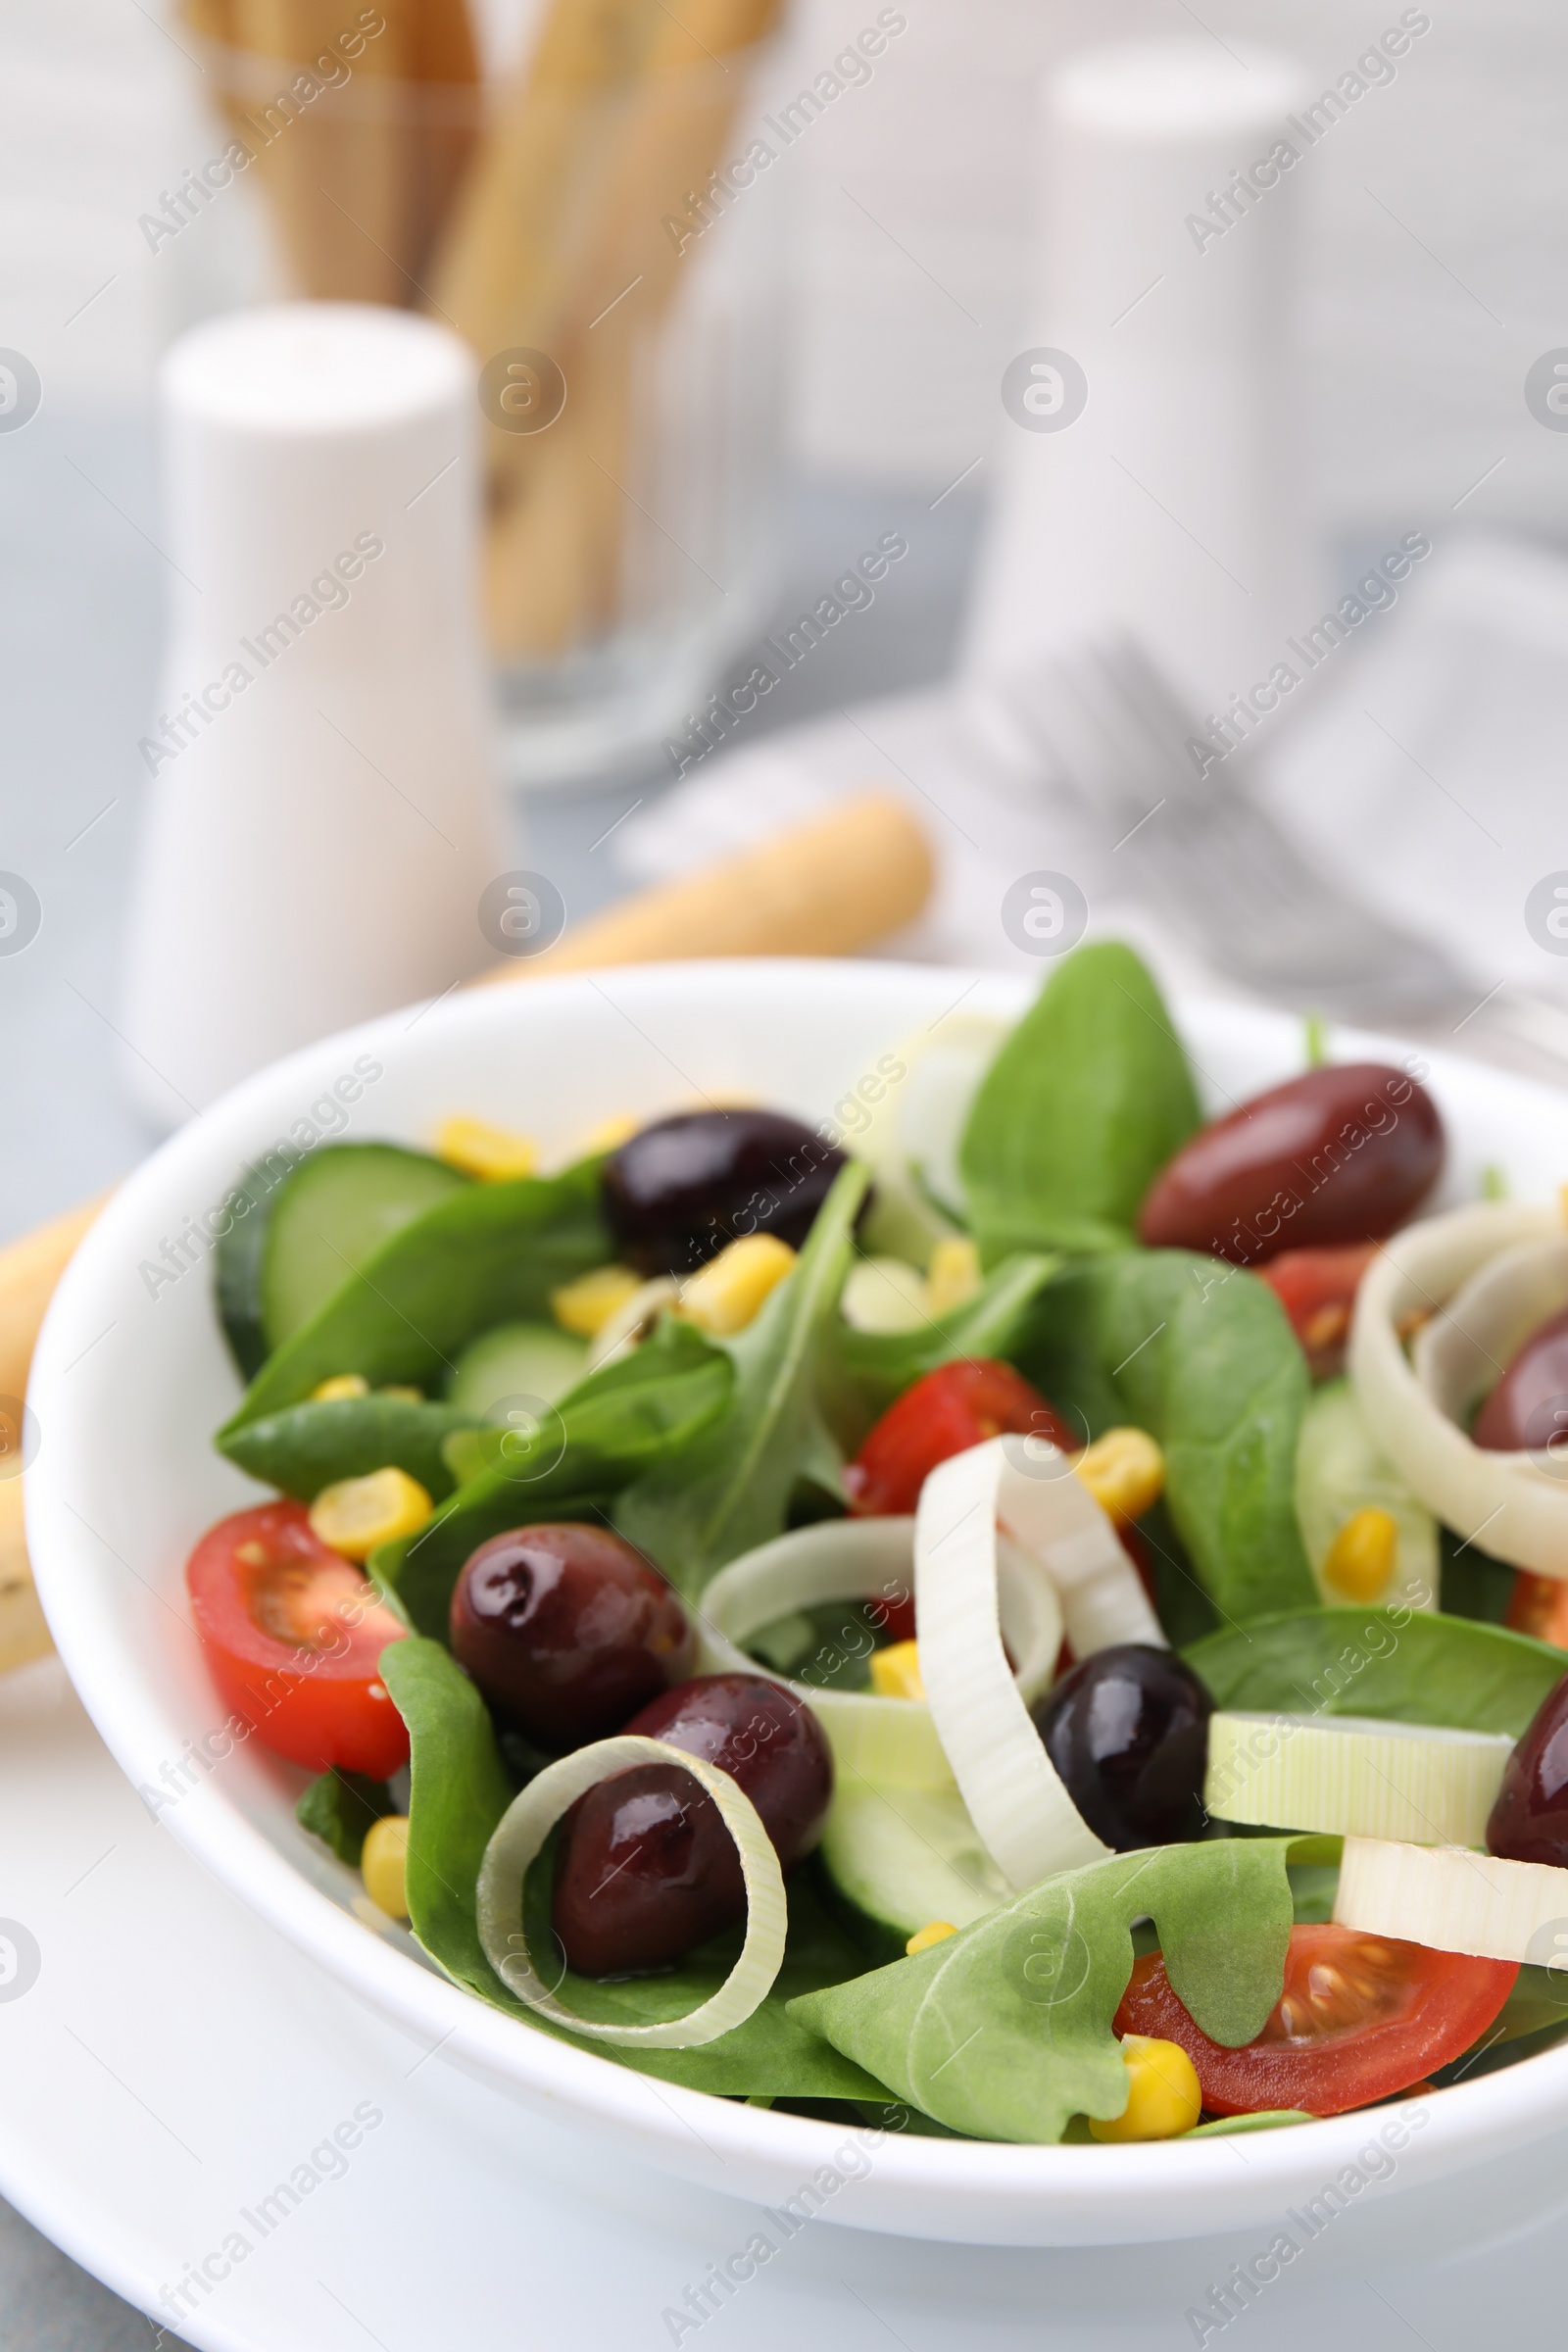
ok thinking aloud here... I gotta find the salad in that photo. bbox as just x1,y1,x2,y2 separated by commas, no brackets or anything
181,943,1568,2144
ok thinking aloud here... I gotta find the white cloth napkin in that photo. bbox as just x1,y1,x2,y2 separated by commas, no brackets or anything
615,532,1568,1028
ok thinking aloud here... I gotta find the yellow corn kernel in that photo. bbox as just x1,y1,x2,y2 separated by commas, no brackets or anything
434,1115,538,1183
926,1236,982,1317
310,1373,368,1402
1074,1427,1164,1524
551,1261,645,1338
869,1640,925,1700
1089,2035,1201,2142
309,1468,433,1562
1323,1504,1399,1600
906,1920,956,1955
578,1112,639,1156
362,1815,411,1921
680,1235,797,1337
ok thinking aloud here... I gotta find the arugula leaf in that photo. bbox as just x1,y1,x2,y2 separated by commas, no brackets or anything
220,1395,479,1501
614,1161,869,1597
296,1768,395,1866
381,1637,888,2098
789,1838,1295,2143
958,944,1200,1261
222,1159,610,1432
1020,1250,1316,1620
1186,1607,1568,1737
376,1318,732,1639
822,1250,1059,1443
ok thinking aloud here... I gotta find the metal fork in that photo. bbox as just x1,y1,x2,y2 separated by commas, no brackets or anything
979,638,1568,1060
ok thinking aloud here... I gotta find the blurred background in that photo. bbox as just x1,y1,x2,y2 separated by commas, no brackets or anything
6,0,1568,1228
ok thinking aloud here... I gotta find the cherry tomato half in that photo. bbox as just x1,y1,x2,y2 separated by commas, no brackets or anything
844,1359,1078,1518
186,1501,410,1778
1257,1243,1380,1382
1114,1924,1516,2116
1505,1571,1568,1650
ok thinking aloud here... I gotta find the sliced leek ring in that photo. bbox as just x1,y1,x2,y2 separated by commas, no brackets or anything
1334,1834,1568,1968
1348,1201,1568,1574
851,1013,1011,1260
1412,1235,1568,1426
914,1435,1166,1890
476,1734,787,2047
695,1516,1061,1789
1205,1711,1513,1846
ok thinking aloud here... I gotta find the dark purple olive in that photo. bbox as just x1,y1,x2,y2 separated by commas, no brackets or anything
1473,1305,1568,1456
1487,1675,1568,1866
1138,1062,1444,1266
449,1524,694,1750
551,1673,832,1975
1030,1644,1212,1849
602,1109,848,1275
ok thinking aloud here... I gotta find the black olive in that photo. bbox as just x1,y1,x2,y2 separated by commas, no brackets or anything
1487,1673,1568,1867
602,1109,849,1275
1030,1644,1213,1850
551,1674,833,1973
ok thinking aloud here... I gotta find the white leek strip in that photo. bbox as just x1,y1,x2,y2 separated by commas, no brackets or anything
476,1735,786,2048
853,1014,1011,1261
992,1433,1168,1658
914,1437,1140,1889
1334,1835,1568,1968
1206,1712,1513,1846
1348,1201,1568,1575
1413,1236,1568,1426
696,1517,1061,1789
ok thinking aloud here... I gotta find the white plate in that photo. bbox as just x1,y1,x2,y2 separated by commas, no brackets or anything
24,959,1568,2249
9,1649,1568,2352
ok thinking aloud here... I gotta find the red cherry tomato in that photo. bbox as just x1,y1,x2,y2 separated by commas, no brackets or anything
1114,1924,1516,2116
1505,1570,1568,1651
1257,1243,1380,1381
186,1501,410,1778
844,1359,1078,1518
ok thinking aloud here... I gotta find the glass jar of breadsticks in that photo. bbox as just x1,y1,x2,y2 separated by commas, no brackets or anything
183,0,789,781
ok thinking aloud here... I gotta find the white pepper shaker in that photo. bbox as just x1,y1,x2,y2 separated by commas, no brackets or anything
966,40,1320,717
122,302,505,1124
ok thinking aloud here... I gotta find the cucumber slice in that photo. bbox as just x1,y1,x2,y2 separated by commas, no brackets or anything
1206,1710,1513,1846
818,1779,1011,1956
260,1145,469,1354
1296,1377,1438,1612
446,1320,589,1416
216,1157,288,1378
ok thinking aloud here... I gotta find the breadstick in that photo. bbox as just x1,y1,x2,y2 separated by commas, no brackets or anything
229,0,412,301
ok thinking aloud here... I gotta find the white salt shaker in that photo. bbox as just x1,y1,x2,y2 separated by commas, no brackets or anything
122,303,506,1124
966,40,1320,719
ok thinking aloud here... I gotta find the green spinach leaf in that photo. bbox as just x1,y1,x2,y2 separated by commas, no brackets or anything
1021,1250,1316,1620
614,1161,869,1597
296,1767,395,1866
221,1159,610,1432
958,944,1201,1260
377,1318,733,1639
1186,1607,1568,1737
220,1395,479,1501
823,1251,1058,1443
790,1838,1295,2143
381,1637,888,2098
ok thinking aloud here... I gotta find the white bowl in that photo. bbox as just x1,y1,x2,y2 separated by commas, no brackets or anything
26,959,1568,2247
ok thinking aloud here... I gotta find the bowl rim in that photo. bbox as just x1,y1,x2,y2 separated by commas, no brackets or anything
25,956,1568,2242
